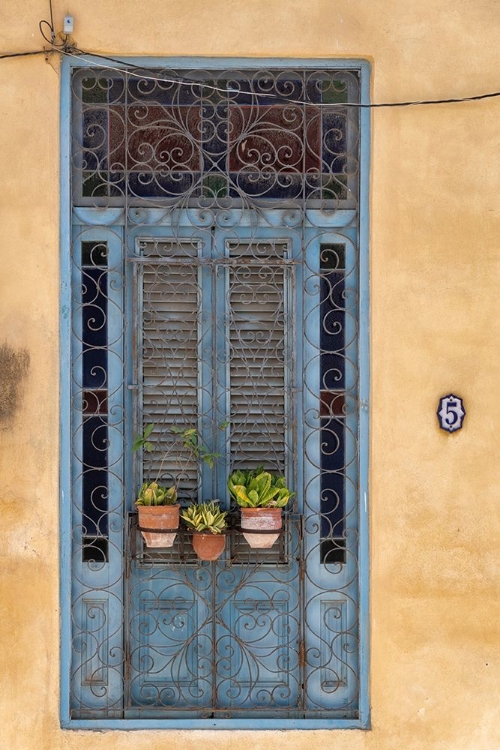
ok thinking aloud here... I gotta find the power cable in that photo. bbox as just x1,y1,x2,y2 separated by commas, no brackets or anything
39,0,66,48
2,40,500,110
0,50,48,60
62,47,500,109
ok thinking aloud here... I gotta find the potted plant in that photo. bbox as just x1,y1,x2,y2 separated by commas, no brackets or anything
133,423,221,548
181,500,227,561
228,468,294,549
135,480,179,548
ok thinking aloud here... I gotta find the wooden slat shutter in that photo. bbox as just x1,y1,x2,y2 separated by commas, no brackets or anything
227,241,290,474
140,240,200,499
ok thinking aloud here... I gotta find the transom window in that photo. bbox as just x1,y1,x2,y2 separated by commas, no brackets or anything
73,67,358,203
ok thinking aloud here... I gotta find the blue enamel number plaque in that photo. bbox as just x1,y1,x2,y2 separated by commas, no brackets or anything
437,394,466,432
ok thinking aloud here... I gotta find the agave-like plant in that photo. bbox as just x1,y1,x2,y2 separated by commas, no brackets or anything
135,481,178,507
228,468,294,508
181,501,227,534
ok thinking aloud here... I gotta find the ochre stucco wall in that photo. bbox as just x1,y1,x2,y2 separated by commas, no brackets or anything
2,1,500,748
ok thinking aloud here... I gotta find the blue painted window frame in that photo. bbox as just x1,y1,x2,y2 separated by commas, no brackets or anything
60,55,371,730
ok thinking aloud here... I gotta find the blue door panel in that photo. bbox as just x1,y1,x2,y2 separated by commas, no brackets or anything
72,216,361,718
70,225,125,716
127,562,213,715
302,226,360,713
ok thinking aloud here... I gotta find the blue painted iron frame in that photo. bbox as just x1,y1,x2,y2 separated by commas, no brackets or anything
60,54,371,730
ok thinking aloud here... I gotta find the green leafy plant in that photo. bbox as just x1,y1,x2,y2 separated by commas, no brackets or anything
132,422,155,453
181,501,227,534
135,481,178,507
132,423,223,503
171,426,221,469
228,468,295,509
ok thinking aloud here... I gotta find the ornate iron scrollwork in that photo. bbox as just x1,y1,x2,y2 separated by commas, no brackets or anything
69,65,362,720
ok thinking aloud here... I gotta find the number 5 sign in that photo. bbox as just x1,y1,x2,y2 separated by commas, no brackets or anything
437,394,466,432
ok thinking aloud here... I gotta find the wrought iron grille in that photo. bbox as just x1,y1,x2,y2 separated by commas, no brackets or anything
69,64,363,721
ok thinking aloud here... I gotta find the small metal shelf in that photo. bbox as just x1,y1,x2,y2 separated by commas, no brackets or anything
127,511,301,567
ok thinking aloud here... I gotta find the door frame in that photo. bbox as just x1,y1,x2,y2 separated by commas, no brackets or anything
60,54,371,730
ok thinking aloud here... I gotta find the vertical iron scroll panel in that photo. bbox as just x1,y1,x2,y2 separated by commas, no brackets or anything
68,64,364,723
70,224,125,717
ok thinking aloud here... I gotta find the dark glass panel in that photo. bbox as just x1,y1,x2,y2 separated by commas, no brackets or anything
81,242,109,559
321,79,348,104
229,172,303,200
82,416,109,540
81,265,108,389
322,110,347,174
202,103,229,172
108,104,202,173
320,417,345,557
202,173,228,198
83,390,109,416
127,170,201,198
83,171,125,198
228,105,319,173
82,536,109,563
321,174,348,201
81,77,109,104
82,241,108,266
127,76,199,105
320,391,345,418
321,538,346,564
320,243,346,562
82,108,108,172
320,244,345,391
321,243,345,271
226,75,305,106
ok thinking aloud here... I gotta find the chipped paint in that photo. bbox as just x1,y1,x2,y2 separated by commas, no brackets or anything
0,343,30,423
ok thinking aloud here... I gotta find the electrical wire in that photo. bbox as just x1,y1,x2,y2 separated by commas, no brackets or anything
62,47,500,109
3,40,500,110
0,50,48,60
39,0,66,48
49,0,55,36
38,20,54,45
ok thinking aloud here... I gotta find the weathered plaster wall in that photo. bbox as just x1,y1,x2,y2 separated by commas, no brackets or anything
1,1,500,748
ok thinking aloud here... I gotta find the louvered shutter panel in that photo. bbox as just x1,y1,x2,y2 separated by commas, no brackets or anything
227,241,290,474
140,240,200,499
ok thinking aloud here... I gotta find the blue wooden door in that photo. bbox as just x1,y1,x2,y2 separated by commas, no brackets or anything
69,211,361,720
212,225,302,716
126,221,304,716
125,214,360,717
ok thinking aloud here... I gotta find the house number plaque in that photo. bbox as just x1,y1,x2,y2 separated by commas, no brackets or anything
437,394,466,432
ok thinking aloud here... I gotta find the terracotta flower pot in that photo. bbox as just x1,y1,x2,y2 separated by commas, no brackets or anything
192,532,226,561
240,507,282,549
137,504,180,548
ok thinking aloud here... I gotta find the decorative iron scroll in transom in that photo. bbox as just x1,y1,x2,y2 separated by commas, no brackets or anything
69,65,362,722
